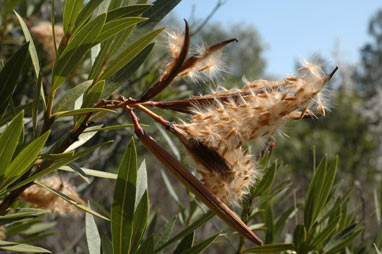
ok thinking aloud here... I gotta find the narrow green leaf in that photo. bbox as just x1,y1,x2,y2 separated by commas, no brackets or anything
324,225,363,254
375,244,382,254
173,231,194,254
73,80,106,128
53,13,106,90
88,40,112,80
63,0,84,33
99,27,165,80
3,141,113,195
55,80,92,112
5,217,45,237
0,111,24,177
64,124,103,152
103,42,154,95
107,0,122,11
130,191,149,253
59,166,117,179
293,224,306,250
32,73,43,136
0,208,49,225
101,234,113,254
147,212,158,237
156,211,215,252
107,26,135,58
135,160,148,210
14,11,40,77
0,240,51,253
68,163,90,183
86,203,101,254
138,0,180,29
83,80,105,108
274,205,297,241
137,235,154,254
111,138,138,254
160,170,179,204
19,221,56,235
252,162,277,197
94,17,147,43
82,124,137,133
180,233,219,254
312,215,341,247
316,157,338,217
153,216,177,250
244,243,294,253
263,203,274,244
304,156,327,230
106,4,151,22
89,4,152,81
1,131,50,188
39,151,75,160
0,102,32,127
35,181,109,221
91,4,151,78
54,108,115,118
0,43,29,118
74,0,104,31
156,122,180,160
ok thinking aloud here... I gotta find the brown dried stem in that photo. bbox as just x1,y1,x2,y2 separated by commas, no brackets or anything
125,107,263,245
139,19,190,102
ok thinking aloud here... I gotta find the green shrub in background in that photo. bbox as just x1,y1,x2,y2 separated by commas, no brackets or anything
0,1,380,253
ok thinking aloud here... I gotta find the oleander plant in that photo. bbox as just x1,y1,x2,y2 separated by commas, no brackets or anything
0,1,381,253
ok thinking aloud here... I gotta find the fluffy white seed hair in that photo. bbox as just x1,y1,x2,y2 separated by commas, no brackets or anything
176,62,332,205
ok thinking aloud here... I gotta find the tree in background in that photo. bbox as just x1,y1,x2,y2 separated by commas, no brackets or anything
356,9,382,175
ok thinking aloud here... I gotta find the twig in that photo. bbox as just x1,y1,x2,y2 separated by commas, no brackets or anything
191,0,228,35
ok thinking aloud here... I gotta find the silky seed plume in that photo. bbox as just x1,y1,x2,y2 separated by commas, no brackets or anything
175,63,336,205
20,175,85,216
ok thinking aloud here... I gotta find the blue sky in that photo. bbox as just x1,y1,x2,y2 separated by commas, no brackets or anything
174,1,382,77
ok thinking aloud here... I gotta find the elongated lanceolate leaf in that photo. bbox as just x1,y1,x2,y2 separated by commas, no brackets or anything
14,11,40,77
64,124,104,152
130,191,149,253
54,108,115,118
180,233,219,254
53,14,106,90
154,216,177,250
99,27,165,80
0,208,49,225
63,0,84,33
106,4,151,22
138,0,180,29
244,243,294,253
55,80,92,112
1,131,50,189
173,232,194,254
86,203,101,254
3,141,113,195
59,166,117,179
35,181,109,221
156,211,215,252
94,17,146,44
103,43,154,96
0,43,29,119
74,0,104,31
111,138,138,254
0,240,51,253
0,111,24,177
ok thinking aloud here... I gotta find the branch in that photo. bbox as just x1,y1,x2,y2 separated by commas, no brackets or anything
191,0,228,35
